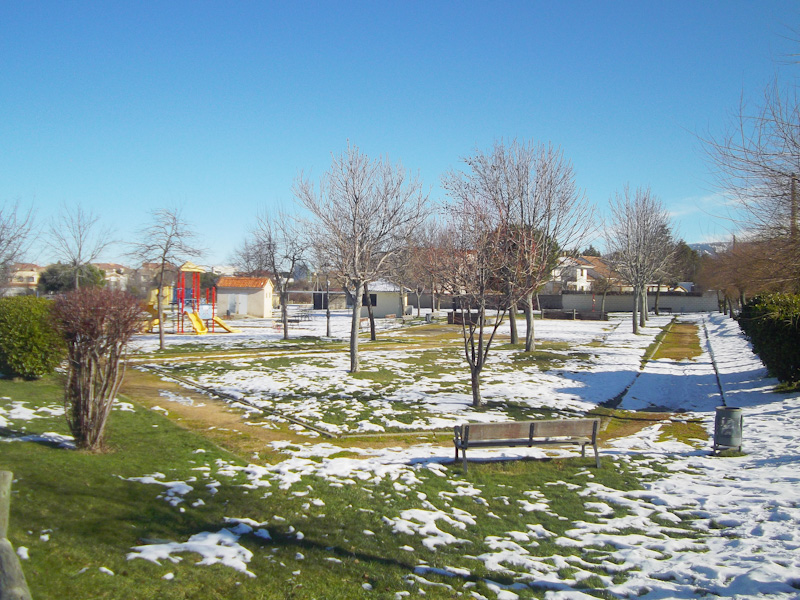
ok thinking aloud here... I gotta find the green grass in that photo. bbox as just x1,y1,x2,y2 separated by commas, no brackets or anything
0,373,702,599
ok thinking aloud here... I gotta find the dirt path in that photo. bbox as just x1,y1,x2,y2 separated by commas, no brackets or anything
120,367,448,459
120,367,297,461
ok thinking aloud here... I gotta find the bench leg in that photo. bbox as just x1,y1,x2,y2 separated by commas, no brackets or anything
594,443,600,468
581,443,586,458
462,450,468,473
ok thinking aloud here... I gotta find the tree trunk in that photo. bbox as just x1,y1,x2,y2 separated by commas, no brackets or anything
469,367,482,408
157,268,166,351
364,282,376,341
281,287,290,340
601,289,608,317
509,301,518,345
349,282,363,373
524,293,535,351
632,289,639,334
325,280,331,338
640,290,646,327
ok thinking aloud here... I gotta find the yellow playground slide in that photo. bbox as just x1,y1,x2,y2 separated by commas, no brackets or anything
185,311,208,335
212,316,240,333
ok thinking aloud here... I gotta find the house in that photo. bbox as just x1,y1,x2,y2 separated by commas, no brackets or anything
93,263,129,290
138,262,179,285
542,256,597,293
210,265,236,276
216,276,274,318
3,263,42,296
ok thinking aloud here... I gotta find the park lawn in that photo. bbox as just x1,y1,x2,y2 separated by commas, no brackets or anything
0,373,696,600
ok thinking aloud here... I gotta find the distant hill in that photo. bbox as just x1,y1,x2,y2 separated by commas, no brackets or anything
689,241,731,256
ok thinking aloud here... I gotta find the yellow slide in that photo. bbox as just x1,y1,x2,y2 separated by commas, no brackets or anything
185,311,208,335
212,316,240,333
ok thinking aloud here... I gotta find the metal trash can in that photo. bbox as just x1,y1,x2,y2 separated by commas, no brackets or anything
425,313,433,323
714,406,742,454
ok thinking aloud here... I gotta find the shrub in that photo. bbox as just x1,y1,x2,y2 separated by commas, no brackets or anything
53,288,144,450
0,296,65,379
738,293,800,384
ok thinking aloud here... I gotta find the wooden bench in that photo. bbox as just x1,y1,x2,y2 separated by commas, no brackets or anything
453,419,601,472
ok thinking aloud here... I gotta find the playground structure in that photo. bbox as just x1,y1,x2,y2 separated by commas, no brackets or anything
142,286,172,332
176,262,240,334
142,262,239,335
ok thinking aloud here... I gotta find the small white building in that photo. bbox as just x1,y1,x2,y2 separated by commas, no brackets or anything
351,279,411,318
216,276,274,318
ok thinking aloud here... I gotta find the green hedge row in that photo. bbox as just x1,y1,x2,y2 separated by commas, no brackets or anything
738,293,800,384
0,296,65,379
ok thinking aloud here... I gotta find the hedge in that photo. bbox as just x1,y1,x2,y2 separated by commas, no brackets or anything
738,293,800,384
0,296,65,379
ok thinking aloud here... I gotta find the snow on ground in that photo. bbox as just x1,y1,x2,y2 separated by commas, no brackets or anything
140,310,665,434
130,311,800,597
3,310,800,598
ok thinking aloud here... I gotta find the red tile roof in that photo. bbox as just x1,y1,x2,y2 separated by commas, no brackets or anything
216,276,272,289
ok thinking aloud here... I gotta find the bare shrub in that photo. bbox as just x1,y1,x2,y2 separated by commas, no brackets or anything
53,288,144,450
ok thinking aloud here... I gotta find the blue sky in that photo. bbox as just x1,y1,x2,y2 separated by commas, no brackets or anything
2,1,798,266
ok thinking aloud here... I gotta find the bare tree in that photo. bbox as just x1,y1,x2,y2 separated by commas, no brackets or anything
239,210,305,340
388,231,429,318
704,79,800,289
444,140,594,352
47,204,113,289
53,288,144,451
294,144,429,373
129,208,203,350
310,240,335,338
233,237,271,275
0,201,34,293
411,219,449,314
605,186,674,333
437,208,508,408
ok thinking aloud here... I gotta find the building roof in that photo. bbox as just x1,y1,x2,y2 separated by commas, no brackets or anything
367,279,409,293
93,263,128,272
580,255,614,279
217,276,272,289
11,263,42,271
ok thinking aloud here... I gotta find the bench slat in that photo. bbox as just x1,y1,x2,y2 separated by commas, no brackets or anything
464,422,531,441
531,419,596,438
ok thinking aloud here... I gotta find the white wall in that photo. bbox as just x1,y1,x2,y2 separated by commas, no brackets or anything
217,288,272,318
561,291,720,313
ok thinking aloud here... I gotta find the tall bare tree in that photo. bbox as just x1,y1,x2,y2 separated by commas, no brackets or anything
605,186,674,333
411,219,449,314
437,205,509,407
704,78,800,289
129,208,203,350
47,204,113,289
0,201,34,294
310,240,335,338
444,140,594,352
240,210,305,340
295,143,429,373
